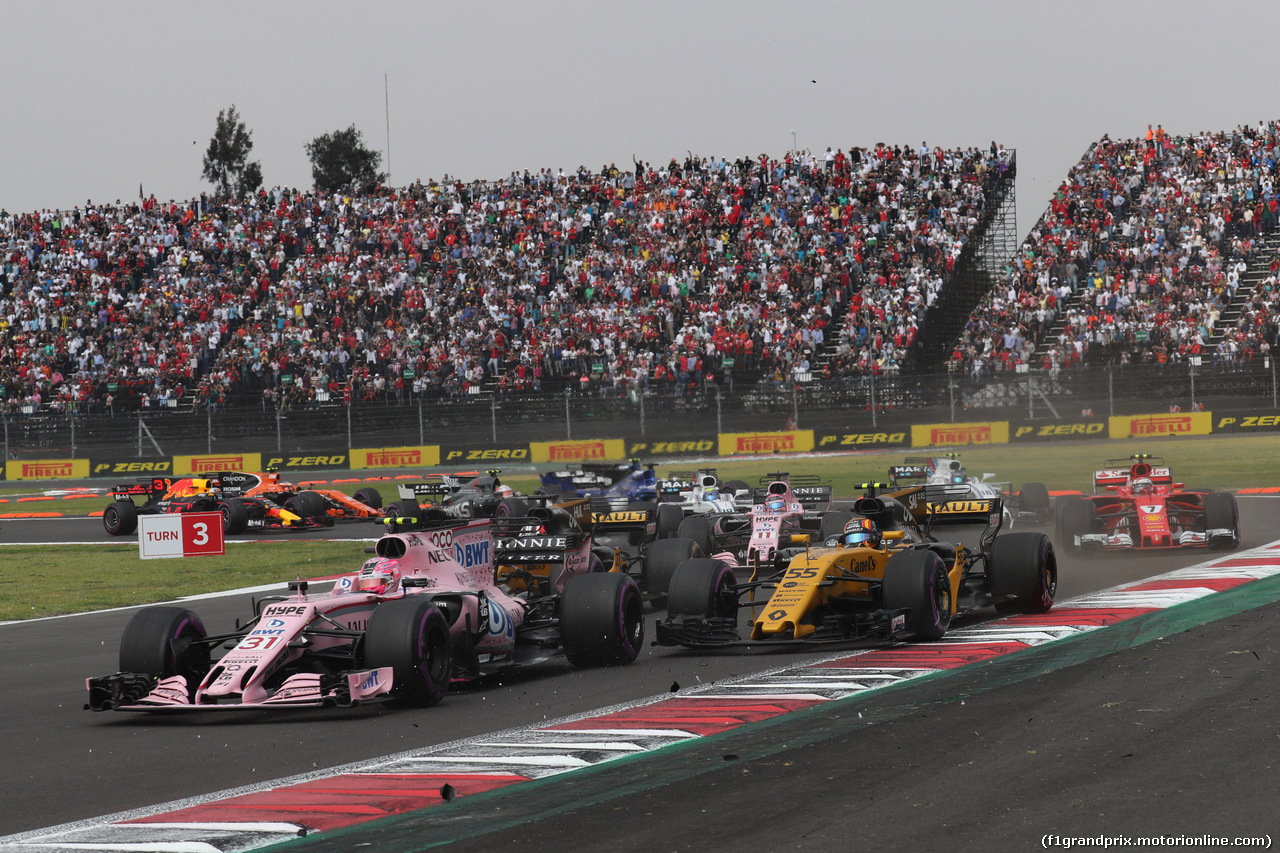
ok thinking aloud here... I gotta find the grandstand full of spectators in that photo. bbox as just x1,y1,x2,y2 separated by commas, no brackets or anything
951,121,1280,376
1,141,1011,415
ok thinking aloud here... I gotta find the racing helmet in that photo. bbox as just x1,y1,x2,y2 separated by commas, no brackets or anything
495,484,514,498
704,489,719,501
356,558,401,595
843,516,882,549
765,496,787,512
1132,478,1155,496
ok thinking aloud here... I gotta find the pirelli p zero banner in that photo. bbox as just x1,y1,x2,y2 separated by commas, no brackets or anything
91,458,175,477
1214,413,1280,433
262,453,350,471
815,430,909,450
175,453,264,476
910,421,1009,447
530,439,626,464
441,445,530,465
350,446,441,470
1108,412,1212,439
717,430,815,456
626,438,717,458
5,458,92,480
1010,420,1108,441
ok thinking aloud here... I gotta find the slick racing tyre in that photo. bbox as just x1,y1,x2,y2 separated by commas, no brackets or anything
102,500,139,536
655,503,684,539
385,499,424,521
560,572,645,667
219,499,249,534
495,497,529,518
666,558,736,620
882,548,952,641
989,531,1057,614
1202,492,1240,550
1019,482,1050,515
363,597,452,707
353,487,383,510
119,606,210,699
675,516,714,555
819,510,853,542
642,537,704,604
1057,497,1097,547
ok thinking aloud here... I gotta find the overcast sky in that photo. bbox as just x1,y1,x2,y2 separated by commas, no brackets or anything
4,1,1279,239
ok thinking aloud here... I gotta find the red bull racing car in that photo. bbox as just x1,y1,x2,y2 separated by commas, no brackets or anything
101,474,316,536
1055,455,1239,551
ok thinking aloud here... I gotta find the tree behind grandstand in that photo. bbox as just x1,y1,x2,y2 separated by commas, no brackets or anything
305,125,385,193
201,105,264,198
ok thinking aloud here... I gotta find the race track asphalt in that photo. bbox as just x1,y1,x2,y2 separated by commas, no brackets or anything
1,500,1277,849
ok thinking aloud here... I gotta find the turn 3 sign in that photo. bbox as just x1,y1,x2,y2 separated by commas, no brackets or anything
138,512,226,560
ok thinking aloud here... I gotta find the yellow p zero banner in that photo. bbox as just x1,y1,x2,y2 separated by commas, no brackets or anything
5,458,91,480
350,446,441,470
530,439,626,465
1108,412,1212,439
175,453,263,476
910,421,1010,447
717,430,815,456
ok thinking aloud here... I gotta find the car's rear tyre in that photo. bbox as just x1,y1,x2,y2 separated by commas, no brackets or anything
353,487,383,510
676,516,714,555
219,499,249,534
495,497,529,519
642,537,703,603
820,510,853,542
666,558,736,619
1203,492,1240,550
655,503,683,539
882,549,951,641
989,531,1057,614
722,479,750,495
284,490,326,519
103,501,138,536
386,499,423,520
119,606,209,698
363,597,452,707
1019,482,1050,515
560,572,644,667
1057,497,1096,547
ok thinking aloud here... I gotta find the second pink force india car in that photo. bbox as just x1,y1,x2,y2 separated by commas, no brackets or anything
87,509,644,712
1055,455,1239,551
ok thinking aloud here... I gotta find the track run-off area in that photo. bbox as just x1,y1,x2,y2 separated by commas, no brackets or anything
0,500,1277,852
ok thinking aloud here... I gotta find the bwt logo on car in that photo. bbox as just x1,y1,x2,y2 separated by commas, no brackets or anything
368,450,421,466
930,426,991,444
736,434,795,453
1131,416,1193,435
549,442,607,462
193,456,246,473
22,462,74,477
454,539,491,569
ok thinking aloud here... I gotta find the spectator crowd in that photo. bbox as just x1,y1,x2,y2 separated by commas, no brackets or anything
951,121,1280,376
1,141,1010,415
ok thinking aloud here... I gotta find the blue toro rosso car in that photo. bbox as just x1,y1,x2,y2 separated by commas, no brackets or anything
539,460,659,502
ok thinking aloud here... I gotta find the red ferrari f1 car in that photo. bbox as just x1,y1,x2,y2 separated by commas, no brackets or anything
1055,455,1239,551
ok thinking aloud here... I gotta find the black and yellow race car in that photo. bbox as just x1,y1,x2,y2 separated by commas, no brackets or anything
654,485,1057,649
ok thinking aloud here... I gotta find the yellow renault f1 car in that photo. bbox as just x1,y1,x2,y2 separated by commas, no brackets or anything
654,485,1056,648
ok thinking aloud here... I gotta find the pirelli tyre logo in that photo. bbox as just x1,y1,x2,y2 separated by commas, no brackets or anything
351,445,440,469
1109,412,1210,439
531,439,625,464
174,454,262,476
718,430,815,456
910,422,1009,447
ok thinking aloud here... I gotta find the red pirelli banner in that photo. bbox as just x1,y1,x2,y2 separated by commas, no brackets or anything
174,453,263,476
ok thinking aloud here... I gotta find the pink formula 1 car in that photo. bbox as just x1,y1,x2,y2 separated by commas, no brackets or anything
1055,455,1239,552
86,512,644,713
